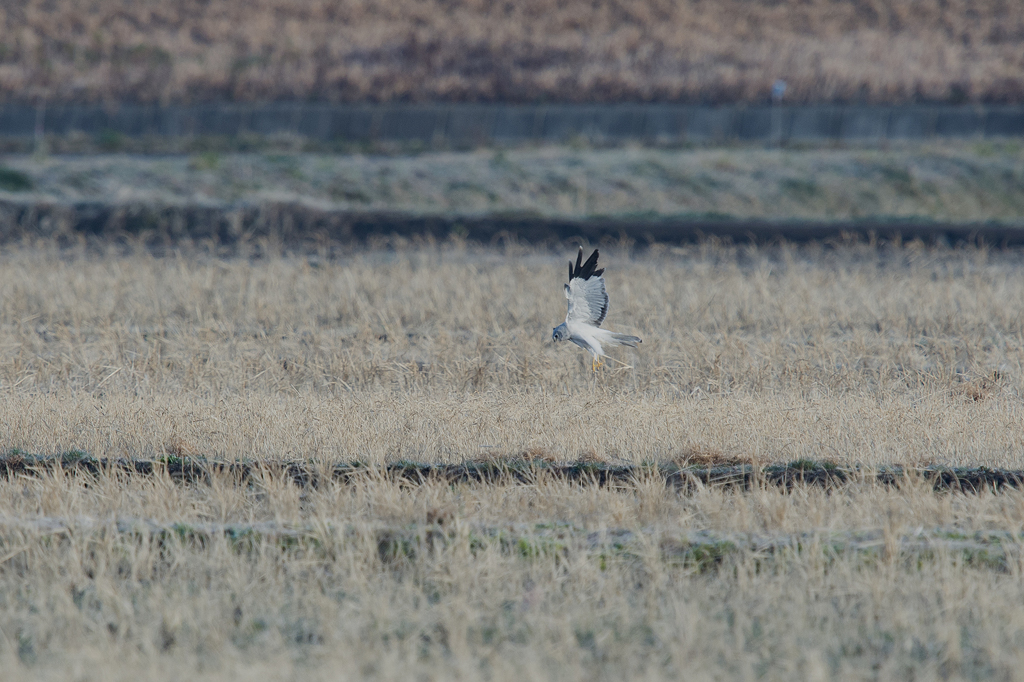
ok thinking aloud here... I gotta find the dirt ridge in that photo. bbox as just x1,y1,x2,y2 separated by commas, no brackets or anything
3,452,1022,493
3,200,1022,248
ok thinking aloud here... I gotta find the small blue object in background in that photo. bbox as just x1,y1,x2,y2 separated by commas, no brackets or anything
772,79,787,103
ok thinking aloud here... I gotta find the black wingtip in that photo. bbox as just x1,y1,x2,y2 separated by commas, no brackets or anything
570,247,601,280
568,247,605,280
581,249,600,280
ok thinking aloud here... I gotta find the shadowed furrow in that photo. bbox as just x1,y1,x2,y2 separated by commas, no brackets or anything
2,452,1022,493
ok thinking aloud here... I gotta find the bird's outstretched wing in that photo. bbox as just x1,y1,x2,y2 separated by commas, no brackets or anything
564,247,608,327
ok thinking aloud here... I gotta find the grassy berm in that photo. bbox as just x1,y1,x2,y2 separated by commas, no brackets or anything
2,241,1024,679
2,139,1024,224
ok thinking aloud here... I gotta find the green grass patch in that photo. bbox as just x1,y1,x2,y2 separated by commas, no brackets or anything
0,166,31,191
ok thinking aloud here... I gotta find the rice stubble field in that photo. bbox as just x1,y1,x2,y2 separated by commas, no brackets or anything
2,241,1024,679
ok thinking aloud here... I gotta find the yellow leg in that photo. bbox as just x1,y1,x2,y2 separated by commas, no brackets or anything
591,356,605,371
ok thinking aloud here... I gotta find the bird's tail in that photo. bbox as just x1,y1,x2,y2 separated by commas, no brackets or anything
597,329,642,348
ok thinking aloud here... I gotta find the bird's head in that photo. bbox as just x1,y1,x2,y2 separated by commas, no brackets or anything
552,324,568,343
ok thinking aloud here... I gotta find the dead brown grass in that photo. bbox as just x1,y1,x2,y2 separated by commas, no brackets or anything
3,241,1024,678
2,466,1024,679
1,0,1023,104
3,241,1024,467
669,444,754,468
953,370,1003,402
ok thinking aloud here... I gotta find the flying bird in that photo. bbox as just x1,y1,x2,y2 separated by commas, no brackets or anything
552,247,641,370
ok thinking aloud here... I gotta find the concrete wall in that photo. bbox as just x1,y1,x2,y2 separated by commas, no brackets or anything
1,103,1023,143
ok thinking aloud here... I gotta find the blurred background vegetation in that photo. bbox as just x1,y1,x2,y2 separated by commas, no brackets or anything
1,0,1022,232
0,0,1022,105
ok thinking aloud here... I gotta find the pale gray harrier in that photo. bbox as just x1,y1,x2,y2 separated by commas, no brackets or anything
552,247,641,370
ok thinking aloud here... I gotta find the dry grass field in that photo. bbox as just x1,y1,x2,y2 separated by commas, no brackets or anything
3,240,1024,678
5,471,1024,680
1,0,1023,105
2,241,1023,467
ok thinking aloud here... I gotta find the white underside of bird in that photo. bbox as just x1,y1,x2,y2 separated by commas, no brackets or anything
566,323,637,360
